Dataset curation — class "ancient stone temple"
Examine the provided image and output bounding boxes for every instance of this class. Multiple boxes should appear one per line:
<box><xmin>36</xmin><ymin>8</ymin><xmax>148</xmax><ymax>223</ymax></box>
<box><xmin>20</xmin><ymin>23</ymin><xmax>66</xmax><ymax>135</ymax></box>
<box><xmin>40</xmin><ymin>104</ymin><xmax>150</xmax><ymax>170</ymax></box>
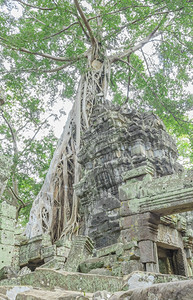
<box><xmin>75</xmin><ymin>103</ymin><xmax>193</xmax><ymax>276</ymax></box>
<box><xmin>76</xmin><ymin>104</ymin><xmax>183</xmax><ymax>248</ymax></box>
<box><xmin>0</xmin><ymin>104</ymin><xmax>193</xmax><ymax>299</ymax></box>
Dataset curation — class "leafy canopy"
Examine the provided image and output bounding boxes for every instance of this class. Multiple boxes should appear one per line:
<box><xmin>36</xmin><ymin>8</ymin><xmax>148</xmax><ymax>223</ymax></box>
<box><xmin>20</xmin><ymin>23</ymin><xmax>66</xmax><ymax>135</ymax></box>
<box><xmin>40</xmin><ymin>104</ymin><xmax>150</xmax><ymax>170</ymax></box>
<box><xmin>0</xmin><ymin>0</ymin><xmax>193</xmax><ymax>164</ymax></box>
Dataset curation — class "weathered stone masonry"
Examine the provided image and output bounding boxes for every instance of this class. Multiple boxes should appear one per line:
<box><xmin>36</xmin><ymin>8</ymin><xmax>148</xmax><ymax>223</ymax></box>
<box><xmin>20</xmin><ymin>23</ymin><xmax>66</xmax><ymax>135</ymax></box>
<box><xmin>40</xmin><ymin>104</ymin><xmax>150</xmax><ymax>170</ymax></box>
<box><xmin>0</xmin><ymin>153</ymin><xmax>16</xmax><ymax>270</ymax></box>
<box><xmin>76</xmin><ymin>104</ymin><xmax>183</xmax><ymax>247</ymax></box>
<box><xmin>0</xmin><ymin>104</ymin><xmax>193</xmax><ymax>283</ymax></box>
<box><xmin>75</xmin><ymin>104</ymin><xmax>193</xmax><ymax>276</ymax></box>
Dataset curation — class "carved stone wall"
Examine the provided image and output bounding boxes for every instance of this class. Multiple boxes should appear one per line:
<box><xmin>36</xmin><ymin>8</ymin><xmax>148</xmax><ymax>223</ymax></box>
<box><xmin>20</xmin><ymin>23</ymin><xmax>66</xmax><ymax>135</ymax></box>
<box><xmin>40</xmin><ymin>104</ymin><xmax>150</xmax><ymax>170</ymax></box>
<box><xmin>76</xmin><ymin>104</ymin><xmax>182</xmax><ymax>248</ymax></box>
<box><xmin>0</xmin><ymin>202</ymin><xmax>16</xmax><ymax>269</ymax></box>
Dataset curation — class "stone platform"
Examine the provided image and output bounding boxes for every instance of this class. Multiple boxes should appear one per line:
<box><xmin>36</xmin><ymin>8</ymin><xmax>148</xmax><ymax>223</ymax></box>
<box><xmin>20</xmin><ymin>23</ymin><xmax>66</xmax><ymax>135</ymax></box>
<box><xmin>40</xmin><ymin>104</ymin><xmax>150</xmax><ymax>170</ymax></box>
<box><xmin>0</xmin><ymin>270</ymin><xmax>193</xmax><ymax>299</ymax></box>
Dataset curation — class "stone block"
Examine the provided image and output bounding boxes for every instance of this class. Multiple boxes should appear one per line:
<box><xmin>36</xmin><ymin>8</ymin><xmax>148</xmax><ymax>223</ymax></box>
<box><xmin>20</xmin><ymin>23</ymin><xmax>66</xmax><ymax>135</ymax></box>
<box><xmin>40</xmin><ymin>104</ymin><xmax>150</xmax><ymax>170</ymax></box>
<box><xmin>157</xmin><ymin>224</ymin><xmax>183</xmax><ymax>248</ymax></box>
<box><xmin>64</xmin><ymin>236</ymin><xmax>94</xmax><ymax>272</ymax></box>
<box><xmin>96</xmin><ymin>243</ymin><xmax>124</xmax><ymax>258</ymax></box>
<box><xmin>119</xmin><ymin>182</ymin><xmax>141</xmax><ymax>202</ymax></box>
<box><xmin>11</xmin><ymin>245</ymin><xmax>20</xmax><ymax>271</ymax></box>
<box><xmin>18</xmin><ymin>266</ymin><xmax>31</xmax><ymax>276</ymax></box>
<box><xmin>0</xmin><ymin>202</ymin><xmax>16</xmax><ymax>219</ymax></box>
<box><xmin>28</xmin><ymin>248</ymin><xmax>41</xmax><ymax>261</ymax></box>
<box><xmin>19</xmin><ymin>239</ymin><xmax>43</xmax><ymax>264</ymax></box>
<box><xmin>120</xmin><ymin>225</ymin><xmax>157</xmax><ymax>242</ymax></box>
<box><xmin>56</xmin><ymin>238</ymin><xmax>72</xmax><ymax>248</ymax></box>
<box><xmin>120</xmin><ymin>201</ymin><xmax>132</xmax><ymax>217</ymax></box>
<box><xmin>139</xmin><ymin>240</ymin><xmax>156</xmax><ymax>263</ymax></box>
<box><xmin>16</xmin><ymin>288</ymin><xmax>91</xmax><ymax>300</ymax></box>
<box><xmin>0</xmin><ymin>266</ymin><xmax>17</xmax><ymax>280</ymax></box>
<box><xmin>121</xmin><ymin>260</ymin><xmax>143</xmax><ymax>275</ymax></box>
<box><xmin>94</xmin><ymin>231</ymin><xmax>120</xmax><ymax>249</ymax></box>
<box><xmin>0</xmin><ymin>230</ymin><xmax>14</xmax><ymax>245</ymax></box>
<box><xmin>0</xmin><ymin>244</ymin><xmax>14</xmax><ymax>268</ymax></box>
<box><xmin>122</xmin><ymin>163</ymin><xmax>154</xmax><ymax>181</ymax></box>
<box><xmin>79</xmin><ymin>257</ymin><xmax>104</xmax><ymax>273</ymax></box>
<box><xmin>175</xmin><ymin>248</ymin><xmax>188</xmax><ymax>276</ymax></box>
<box><xmin>120</xmin><ymin>212</ymin><xmax>159</xmax><ymax>242</ymax></box>
<box><xmin>0</xmin><ymin>216</ymin><xmax>15</xmax><ymax>230</ymax></box>
<box><xmin>20</xmin><ymin>267</ymin><xmax>124</xmax><ymax>293</ymax></box>
<box><xmin>138</xmin><ymin>212</ymin><xmax>160</xmax><ymax>227</ymax></box>
<box><xmin>41</xmin><ymin>257</ymin><xmax>66</xmax><ymax>269</ymax></box>
<box><xmin>131</xmin><ymin>142</ymin><xmax>146</xmax><ymax>157</ymax></box>
<box><xmin>41</xmin><ymin>234</ymin><xmax>52</xmax><ymax>247</ymax></box>
<box><xmin>56</xmin><ymin>246</ymin><xmax>70</xmax><ymax>258</ymax></box>
<box><xmin>89</xmin><ymin>268</ymin><xmax>112</xmax><ymax>276</ymax></box>
<box><xmin>41</xmin><ymin>245</ymin><xmax>56</xmax><ymax>259</ymax></box>
<box><xmin>123</xmin><ymin>248</ymin><xmax>140</xmax><ymax>260</ymax></box>
<box><xmin>19</xmin><ymin>245</ymin><xmax>29</xmax><ymax>266</ymax></box>
<box><xmin>43</xmin><ymin>255</ymin><xmax>66</xmax><ymax>263</ymax></box>
<box><xmin>123</xmin><ymin>241</ymin><xmax>138</xmax><ymax>250</ymax></box>
<box><xmin>119</xmin><ymin>229</ymin><xmax>138</xmax><ymax>243</ymax></box>
<box><xmin>120</xmin><ymin>215</ymin><xmax>139</xmax><ymax>230</ymax></box>
<box><xmin>146</xmin><ymin>262</ymin><xmax>158</xmax><ymax>272</ymax></box>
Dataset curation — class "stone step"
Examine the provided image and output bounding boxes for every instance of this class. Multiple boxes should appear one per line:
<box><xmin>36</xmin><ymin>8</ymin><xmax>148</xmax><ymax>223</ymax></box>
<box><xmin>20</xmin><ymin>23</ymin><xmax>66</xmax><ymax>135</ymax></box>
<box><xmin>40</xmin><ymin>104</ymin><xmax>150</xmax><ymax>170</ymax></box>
<box><xmin>0</xmin><ymin>286</ymin><xmax>92</xmax><ymax>300</ymax></box>
<box><xmin>20</xmin><ymin>268</ymin><xmax>124</xmax><ymax>293</ymax></box>
<box><xmin>1</xmin><ymin>278</ymin><xmax>193</xmax><ymax>300</ymax></box>
<box><xmin>16</xmin><ymin>288</ymin><xmax>93</xmax><ymax>300</ymax></box>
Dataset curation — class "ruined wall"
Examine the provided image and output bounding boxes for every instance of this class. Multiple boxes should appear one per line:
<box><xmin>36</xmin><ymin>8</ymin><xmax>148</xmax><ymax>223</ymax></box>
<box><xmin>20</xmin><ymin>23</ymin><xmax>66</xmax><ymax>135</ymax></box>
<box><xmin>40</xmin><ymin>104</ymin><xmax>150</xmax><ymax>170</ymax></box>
<box><xmin>1</xmin><ymin>104</ymin><xmax>192</xmax><ymax>279</ymax></box>
<box><xmin>0</xmin><ymin>202</ymin><xmax>16</xmax><ymax>269</ymax></box>
<box><xmin>0</xmin><ymin>153</ymin><xmax>16</xmax><ymax>269</ymax></box>
<box><xmin>76</xmin><ymin>104</ymin><xmax>183</xmax><ymax>248</ymax></box>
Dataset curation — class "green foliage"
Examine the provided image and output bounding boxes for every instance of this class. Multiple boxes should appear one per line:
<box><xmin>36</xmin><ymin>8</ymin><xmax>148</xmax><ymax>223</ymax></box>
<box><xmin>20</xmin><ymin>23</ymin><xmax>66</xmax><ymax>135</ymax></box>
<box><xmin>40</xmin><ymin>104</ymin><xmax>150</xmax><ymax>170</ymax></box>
<box><xmin>0</xmin><ymin>0</ymin><xmax>192</xmax><ymax>222</ymax></box>
<box><xmin>177</xmin><ymin>135</ymin><xmax>193</xmax><ymax>169</ymax></box>
<box><xmin>0</xmin><ymin>86</ymin><xmax>57</xmax><ymax>224</ymax></box>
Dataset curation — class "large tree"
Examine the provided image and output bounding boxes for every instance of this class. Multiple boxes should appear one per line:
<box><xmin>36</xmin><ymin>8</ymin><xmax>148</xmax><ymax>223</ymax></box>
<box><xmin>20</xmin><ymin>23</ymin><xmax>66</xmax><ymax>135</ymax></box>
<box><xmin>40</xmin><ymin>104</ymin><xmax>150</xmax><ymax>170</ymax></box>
<box><xmin>0</xmin><ymin>0</ymin><xmax>192</xmax><ymax>241</ymax></box>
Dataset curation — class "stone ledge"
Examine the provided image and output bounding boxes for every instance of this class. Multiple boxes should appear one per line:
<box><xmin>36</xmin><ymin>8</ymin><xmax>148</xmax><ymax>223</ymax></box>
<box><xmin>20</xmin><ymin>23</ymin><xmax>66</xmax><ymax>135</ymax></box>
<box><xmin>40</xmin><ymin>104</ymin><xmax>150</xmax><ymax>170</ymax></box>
<box><xmin>20</xmin><ymin>268</ymin><xmax>124</xmax><ymax>293</ymax></box>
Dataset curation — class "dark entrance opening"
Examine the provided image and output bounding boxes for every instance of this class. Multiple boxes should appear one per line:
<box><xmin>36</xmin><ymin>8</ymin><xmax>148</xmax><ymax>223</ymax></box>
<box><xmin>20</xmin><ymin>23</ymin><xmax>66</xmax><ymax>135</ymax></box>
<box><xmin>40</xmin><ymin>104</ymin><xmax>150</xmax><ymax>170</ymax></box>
<box><xmin>157</xmin><ymin>245</ymin><xmax>186</xmax><ymax>276</ymax></box>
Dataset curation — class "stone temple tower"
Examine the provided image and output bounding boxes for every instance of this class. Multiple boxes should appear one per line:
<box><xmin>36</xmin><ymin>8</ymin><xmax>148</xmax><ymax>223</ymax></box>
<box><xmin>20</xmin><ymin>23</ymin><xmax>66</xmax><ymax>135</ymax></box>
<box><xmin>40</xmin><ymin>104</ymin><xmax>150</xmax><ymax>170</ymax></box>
<box><xmin>76</xmin><ymin>103</ymin><xmax>183</xmax><ymax>248</ymax></box>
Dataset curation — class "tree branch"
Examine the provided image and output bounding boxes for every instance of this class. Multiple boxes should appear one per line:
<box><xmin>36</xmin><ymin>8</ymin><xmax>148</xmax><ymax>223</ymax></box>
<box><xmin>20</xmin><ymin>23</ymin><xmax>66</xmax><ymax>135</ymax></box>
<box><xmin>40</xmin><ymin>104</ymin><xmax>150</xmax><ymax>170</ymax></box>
<box><xmin>74</xmin><ymin>0</ymin><xmax>96</xmax><ymax>46</ymax></box>
<box><xmin>14</xmin><ymin>0</ymin><xmax>56</xmax><ymax>11</ymax></box>
<box><xmin>77</xmin><ymin>16</ymin><xmax>90</xmax><ymax>41</ymax></box>
<box><xmin>110</xmin><ymin>15</ymin><xmax>167</xmax><ymax>62</ymax></box>
<box><xmin>105</xmin><ymin>5</ymin><xmax>168</xmax><ymax>40</ymax></box>
<box><xmin>118</xmin><ymin>59</ymin><xmax>193</xmax><ymax>125</ymax></box>
<box><xmin>105</xmin><ymin>4</ymin><xmax>185</xmax><ymax>42</ymax></box>
<box><xmin>43</xmin><ymin>22</ymin><xmax>79</xmax><ymax>40</ymax></box>
<box><xmin>20</xmin><ymin>114</ymin><xmax>55</xmax><ymax>155</ymax></box>
<box><xmin>8</xmin><ymin>186</ymin><xmax>26</xmax><ymax>207</ymax></box>
<box><xmin>0</xmin><ymin>37</ymin><xmax>72</xmax><ymax>62</ymax></box>
<box><xmin>0</xmin><ymin>36</ymin><xmax>87</xmax><ymax>63</ymax></box>
<box><xmin>16</xmin><ymin>47</ymin><xmax>77</xmax><ymax>62</ymax></box>
<box><xmin>27</xmin><ymin>11</ymin><xmax>51</xmax><ymax>27</ymax></box>
<box><xmin>0</xmin><ymin>61</ymin><xmax>77</xmax><ymax>74</ymax></box>
<box><xmin>0</xmin><ymin>109</ymin><xmax>18</xmax><ymax>153</ymax></box>
<box><xmin>87</xmin><ymin>4</ymin><xmax>156</xmax><ymax>23</ymax></box>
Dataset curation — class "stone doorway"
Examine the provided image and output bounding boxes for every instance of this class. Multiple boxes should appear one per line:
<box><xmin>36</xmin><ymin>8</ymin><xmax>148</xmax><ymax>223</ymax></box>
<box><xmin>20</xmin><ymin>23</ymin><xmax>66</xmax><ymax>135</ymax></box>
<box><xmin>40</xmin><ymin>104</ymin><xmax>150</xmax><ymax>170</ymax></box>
<box><xmin>157</xmin><ymin>245</ymin><xmax>186</xmax><ymax>276</ymax></box>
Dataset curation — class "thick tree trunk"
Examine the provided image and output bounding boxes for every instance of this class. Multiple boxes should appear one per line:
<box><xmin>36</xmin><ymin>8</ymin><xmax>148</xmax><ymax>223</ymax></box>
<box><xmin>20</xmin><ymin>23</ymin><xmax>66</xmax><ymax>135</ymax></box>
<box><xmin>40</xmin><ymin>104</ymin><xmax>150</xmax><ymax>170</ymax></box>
<box><xmin>26</xmin><ymin>54</ymin><xmax>111</xmax><ymax>242</ymax></box>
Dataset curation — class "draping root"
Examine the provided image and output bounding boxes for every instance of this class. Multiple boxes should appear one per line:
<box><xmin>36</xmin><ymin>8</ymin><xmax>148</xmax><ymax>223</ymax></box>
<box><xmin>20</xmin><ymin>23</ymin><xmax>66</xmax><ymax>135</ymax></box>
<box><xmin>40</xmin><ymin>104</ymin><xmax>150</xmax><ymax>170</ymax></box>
<box><xmin>27</xmin><ymin>56</ymin><xmax>110</xmax><ymax>242</ymax></box>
